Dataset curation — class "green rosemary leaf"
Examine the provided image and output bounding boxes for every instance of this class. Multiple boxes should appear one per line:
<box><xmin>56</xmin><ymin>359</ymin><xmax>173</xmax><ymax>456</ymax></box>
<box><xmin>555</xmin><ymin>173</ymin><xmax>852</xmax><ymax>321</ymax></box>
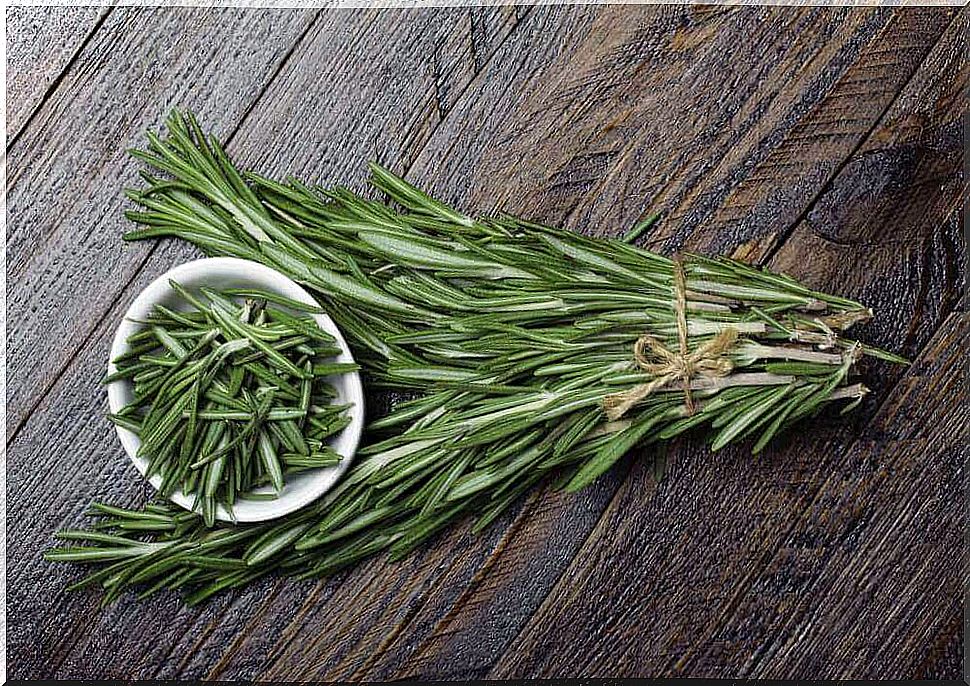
<box><xmin>711</xmin><ymin>384</ymin><xmax>792</xmax><ymax>451</ymax></box>
<box><xmin>257</xmin><ymin>430</ymin><xmax>284</xmax><ymax>493</ymax></box>
<box><xmin>107</xmin><ymin>413</ymin><xmax>143</xmax><ymax>435</ymax></box>
<box><xmin>44</xmin><ymin>546</ymin><xmax>158</xmax><ymax>563</ymax></box>
<box><xmin>244</xmin><ymin>522</ymin><xmax>313</xmax><ymax>567</ymax></box>
<box><xmin>310</xmin><ymin>362</ymin><xmax>362</xmax><ymax>377</ymax></box>
<box><xmin>620</xmin><ymin>213</ymin><xmax>661</xmax><ymax>244</ymax></box>
<box><xmin>261</xmin><ymin>242</ymin><xmax>429</xmax><ymax>319</ymax></box>
<box><xmin>752</xmin><ymin>385</ymin><xmax>815</xmax><ymax>454</ymax></box>
<box><xmin>368</xmin><ymin>161</ymin><xmax>473</xmax><ymax>227</ymax></box>
<box><xmin>564</xmin><ymin>407</ymin><xmax>669</xmax><ymax>492</ymax></box>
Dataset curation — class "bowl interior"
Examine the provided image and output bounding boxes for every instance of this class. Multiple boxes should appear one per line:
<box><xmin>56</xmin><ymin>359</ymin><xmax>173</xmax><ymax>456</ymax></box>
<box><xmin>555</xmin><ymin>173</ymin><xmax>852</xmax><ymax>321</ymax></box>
<box><xmin>107</xmin><ymin>257</ymin><xmax>364</xmax><ymax>523</ymax></box>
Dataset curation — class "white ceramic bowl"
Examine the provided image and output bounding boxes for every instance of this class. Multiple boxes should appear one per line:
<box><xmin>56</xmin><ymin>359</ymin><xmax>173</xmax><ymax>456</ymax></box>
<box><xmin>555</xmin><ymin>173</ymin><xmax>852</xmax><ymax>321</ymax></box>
<box><xmin>107</xmin><ymin>257</ymin><xmax>365</xmax><ymax>523</ymax></box>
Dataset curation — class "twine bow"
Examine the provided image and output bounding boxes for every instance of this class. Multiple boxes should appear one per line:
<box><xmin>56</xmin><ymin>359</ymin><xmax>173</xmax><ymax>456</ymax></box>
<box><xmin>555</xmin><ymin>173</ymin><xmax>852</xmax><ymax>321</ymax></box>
<box><xmin>603</xmin><ymin>255</ymin><xmax>739</xmax><ymax>421</ymax></box>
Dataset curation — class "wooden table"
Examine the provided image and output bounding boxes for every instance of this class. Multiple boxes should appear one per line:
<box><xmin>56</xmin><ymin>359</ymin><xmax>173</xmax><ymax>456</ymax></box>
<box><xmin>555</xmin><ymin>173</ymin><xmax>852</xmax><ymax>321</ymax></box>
<box><xmin>7</xmin><ymin>5</ymin><xmax>966</xmax><ymax>681</ymax></box>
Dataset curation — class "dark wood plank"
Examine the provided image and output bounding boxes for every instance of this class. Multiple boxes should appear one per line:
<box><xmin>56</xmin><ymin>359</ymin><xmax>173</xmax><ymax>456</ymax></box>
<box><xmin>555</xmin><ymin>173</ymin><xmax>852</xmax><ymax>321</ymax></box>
<box><xmin>769</xmin><ymin>9</ymin><xmax>966</xmax><ymax>362</ymax></box>
<box><xmin>224</xmin><ymin>7</ymin><xmax>522</xmax><ymax>184</ymax></box>
<box><xmin>4</xmin><ymin>8</ymin><xmax>320</xmax><ymax>680</ymax></box>
<box><xmin>351</xmin><ymin>6</ymin><xmax>958</xmax><ymax>680</ymax></box>
<box><xmin>731</xmin><ymin>316</ymin><xmax>966</xmax><ymax>680</ymax></box>
<box><xmin>726</xmin><ymin>14</ymin><xmax>967</xmax><ymax>678</ymax></box>
<box><xmin>5</xmin><ymin>7</ymin><xmax>525</xmax><ymax>681</ymax></box>
<box><xmin>487</xmin><ymin>14</ymin><xmax>965</xmax><ymax>678</ymax></box>
<box><xmin>410</xmin><ymin>6</ymin><xmax>954</xmax><ymax>255</ymax></box>
<box><xmin>5</xmin><ymin>5</ymin><xmax>111</xmax><ymax>142</ymax></box>
<box><xmin>7</xmin><ymin>5</ymin><xmax>961</xmax><ymax>682</ymax></box>
<box><xmin>912</xmin><ymin>612</ymin><xmax>964</xmax><ymax>680</ymax></box>
<box><xmin>57</xmin><ymin>7</ymin><xmax>595</xmax><ymax>682</ymax></box>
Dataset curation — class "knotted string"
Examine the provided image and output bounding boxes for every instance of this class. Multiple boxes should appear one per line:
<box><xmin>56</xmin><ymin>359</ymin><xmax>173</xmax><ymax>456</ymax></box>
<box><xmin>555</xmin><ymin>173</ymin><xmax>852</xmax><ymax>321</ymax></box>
<box><xmin>603</xmin><ymin>255</ymin><xmax>739</xmax><ymax>421</ymax></box>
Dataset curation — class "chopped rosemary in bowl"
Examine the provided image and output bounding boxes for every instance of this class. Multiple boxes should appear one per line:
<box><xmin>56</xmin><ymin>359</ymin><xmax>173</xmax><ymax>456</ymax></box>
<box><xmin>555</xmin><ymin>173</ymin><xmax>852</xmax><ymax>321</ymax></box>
<box><xmin>105</xmin><ymin>257</ymin><xmax>364</xmax><ymax>525</ymax></box>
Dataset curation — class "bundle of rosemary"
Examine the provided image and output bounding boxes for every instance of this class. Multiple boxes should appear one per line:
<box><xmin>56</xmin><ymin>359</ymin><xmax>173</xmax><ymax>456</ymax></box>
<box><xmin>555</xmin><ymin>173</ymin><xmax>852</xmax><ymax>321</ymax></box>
<box><xmin>46</xmin><ymin>110</ymin><xmax>902</xmax><ymax>604</ymax></box>
<box><xmin>106</xmin><ymin>282</ymin><xmax>356</xmax><ymax>525</ymax></box>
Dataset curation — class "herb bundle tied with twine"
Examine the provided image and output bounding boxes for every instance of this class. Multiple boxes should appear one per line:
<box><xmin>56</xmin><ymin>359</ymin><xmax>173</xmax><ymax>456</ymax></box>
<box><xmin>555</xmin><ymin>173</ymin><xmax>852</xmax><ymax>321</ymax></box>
<box><xmin>46</xmin><ymin>110</ymin><xmax>904</xmax><ymax>604</ymax></box>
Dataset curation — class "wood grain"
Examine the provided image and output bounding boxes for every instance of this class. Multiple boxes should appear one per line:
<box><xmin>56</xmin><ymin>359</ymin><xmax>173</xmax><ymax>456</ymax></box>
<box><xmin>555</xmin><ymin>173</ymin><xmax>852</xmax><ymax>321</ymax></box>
<box><xmin>730</xmin><ymin>315</ymin><xmax>967</xmax><ymax>680</ymax></box>
<box><xmin>5</xmin><ymin>7</ymin><xmax>318</xmax><ymax>438</ymax></box>
<box><xmin>5</xmin><ymin>4</ymin><xmax>963</xmax><ymax>682</ymax></box>
<box><xmin>770</xmin><ymin>8</ymin><xmax>966</xmax><ymax>362</ymax></box>
<box><xmin>493</xmin><ymin>312</ymin><xmax>967</xmax><ymax>678</ymax></box>
<box><xmin>410</xmin><ymin>6</ymin><xmax>953</xmax><ymax>250</ymax></box>
<box><xmin>5</xmin><ymin>5</ymin><xmax>111</xmax><ymax>143</ymax></box>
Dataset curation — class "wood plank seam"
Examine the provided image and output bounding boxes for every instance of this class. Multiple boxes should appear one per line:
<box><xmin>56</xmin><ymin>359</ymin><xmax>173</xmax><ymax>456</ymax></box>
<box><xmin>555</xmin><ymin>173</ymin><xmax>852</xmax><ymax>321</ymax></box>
<box><xmin>675</xmin><ymin>232</ymin><xmax>962</xmax><ymax>672</ymax></box>
<box><xmin>542</xmin><ymin>7</ymin><xmax>889</xmax><ymax>247</ymax></box>
<box><xmin>385</xmin><ymin>464</ymin><xmax>639</xmax><ymax>680</ymax></box>
<box><xmin>163</xmin><ymin>580</ymin><xmax>285</xmax><ymax>680</ymax></box>
<box><xmin>580</xmin><ymin>8</ymin><xmax>951</xmax><ymax>261</ymax></box>
<box><xmin>546</xmin><ymin>9</ymin><xmax>739</xmax><ymax>231</ymax></box>
<box><xmin>5</xmin><ymin>4</ymin><xmax>115</xmax><ymax>154</ymax></box>
<box><xmin>205</xmin><ymin>576</ymin><xmax>331</xmax><ymax>679</ymax></box>
<box><xmin>136</xmin><ymin>12</ymin><xmax>348</xmax><ymax>680</ymax></box>
<box><xmin>7</xmin><ymin>232</ymin><xmax>155</xmax><ymax>445</ymax></box>
<box><xmin>350</xmin><ymin>550</ymin><xmax>472</xmax><ymax>680</ymax></box>
<box><xmin>757</xmin><ymin>11</ymin><xmax>959</xmax><ymax>267</ymax></box>
<box><xmin>402</xmin><ymin>7</ymin><xmax>531</xmax><ymax>185</ymax></box>
<box><xmin>514</xmin><ymin>278</ymin><xmax>961</xmax><ymax>678</ymax></box>
<box><xmin>663</xmin><ymin>374</ymin><xmax>934</xmax><ymax>676</ymax></box>
<box><xmin>490</xmin><ymin>312</ymin><xmax>964</xmax><ymax>678</ymax></box>
<box><xmin>11</xmin><ymin>7</ymin><xmax>958</xmax><ymax>679</ymax></box>
<box><xmin>10</xmin><ymin>5</ymin><xmax>532</xmax><ymax>461</ymax></box>
<box><xmin>741</xmin><ymin>314</ymin><xmax>967</xmax><ymax>678</ymax></box>
<box><xmin>482</xmin><ymin>458</ymin><xmax>664</xmax><ymax>677</ymax></box>
<box><xmin>36</xmin><ymin>9</ymin><xmax>536</xmax><ymax>676</ymax></box>
<box><xmin>5</xmin><ymin>6</ymin><xmax>520</xmax><ymax>684</ymax></box>
<box><xmin>371</xmin><ymin>488</ymin><xmax>550</xmax><ymax>680</ymax></box>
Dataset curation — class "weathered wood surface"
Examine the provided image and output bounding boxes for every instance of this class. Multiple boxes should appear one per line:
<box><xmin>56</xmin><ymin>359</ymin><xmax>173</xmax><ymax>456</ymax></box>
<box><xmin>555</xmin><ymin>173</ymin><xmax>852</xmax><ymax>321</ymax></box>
<box><xmin>5</xmin><ymin>4</ymin><xmax>111</xmax><ymax>143</ymax></box>
<box><xmin>6</xmin><ymin>6</ymin><xmax>965</xmax><ymax>681</ymax></box>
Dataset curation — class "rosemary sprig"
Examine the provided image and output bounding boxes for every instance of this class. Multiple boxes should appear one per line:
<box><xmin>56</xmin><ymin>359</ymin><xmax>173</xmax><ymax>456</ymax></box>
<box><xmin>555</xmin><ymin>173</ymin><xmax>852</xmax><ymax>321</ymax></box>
<box><xmin>106</xmin><ymin>282</ymin><xmax>356</xmax><ymax>525</ymax></box>
<box><xmin>46</xmin><ymin>109</ymin><xmax>901</xmax><ymax>603</ymax></box>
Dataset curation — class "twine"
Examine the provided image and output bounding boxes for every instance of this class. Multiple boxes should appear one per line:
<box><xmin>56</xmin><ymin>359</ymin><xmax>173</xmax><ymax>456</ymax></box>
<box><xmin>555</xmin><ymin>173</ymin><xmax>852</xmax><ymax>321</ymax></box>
<box><xmin>603</xmin><ymin>255</ymin><xmax>739</xmax><ymax>421</ymax></box>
